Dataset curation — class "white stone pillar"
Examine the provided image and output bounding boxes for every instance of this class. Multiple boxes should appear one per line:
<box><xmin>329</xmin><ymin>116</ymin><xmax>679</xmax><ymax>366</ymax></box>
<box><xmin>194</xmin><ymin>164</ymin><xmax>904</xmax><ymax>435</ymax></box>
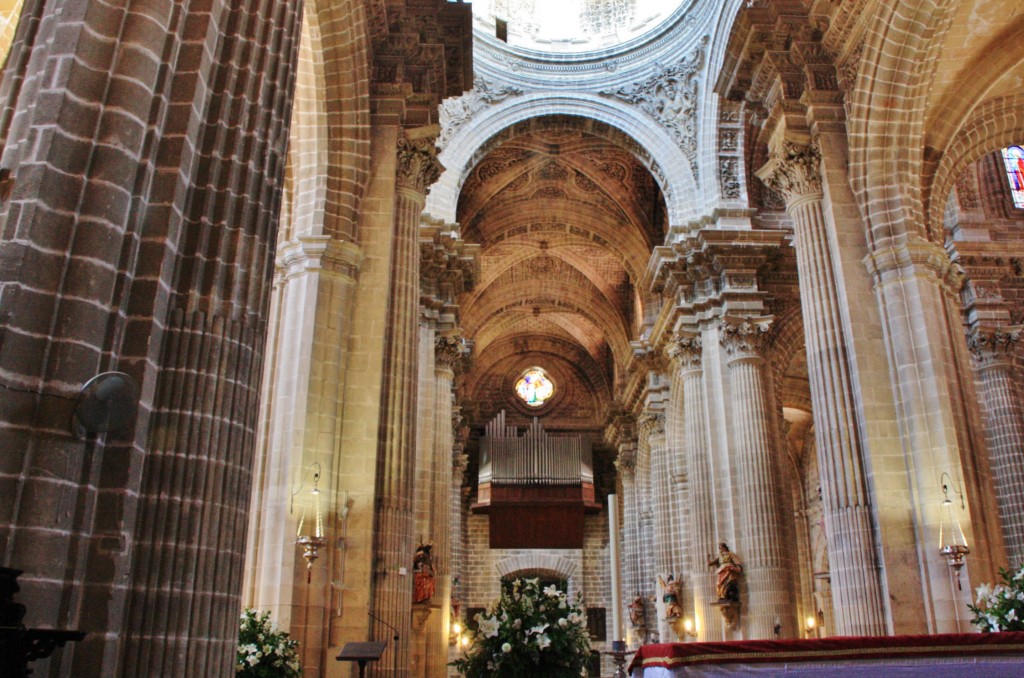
<box><xmin>969</xmin><ymin>326</ymin><xmax>1024</xmax><ymax>566</ymax></box>
<box><xmin>757</xmin><ymin>140</ymin><xmax>887</xmax><ymax>635</ymax></box>
<box><xmin>667</xmin><ymin>332</ymin><xmax>722</xmax><ymax>641</ymax></box>
<box><xmin>720</xmin><ymin>317</ymin><xmax>796</xmax><ymax>638</ymax></box>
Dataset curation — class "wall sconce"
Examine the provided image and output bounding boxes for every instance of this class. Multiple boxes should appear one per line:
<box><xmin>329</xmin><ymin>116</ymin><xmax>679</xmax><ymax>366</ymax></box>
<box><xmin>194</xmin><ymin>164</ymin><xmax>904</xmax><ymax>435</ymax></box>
<box><xmin>938</xmin><ymin>472</ymin><xmax>969</xmax><ymax>589</ymax></box>
<box><xmin>450</xmin><ymin>621</ymin><xmax>469</xmax><ymax>647</ymax></box>
<box><xmin>682</xmin><ymin>618</ymin><xmax>698</xmax><ymax>639</ymax></box>
<box><xmin>296</xmin><ymin>463</ymin><xmax>327</xmax><ymax>581</ymax></box>
<box><xmin>804</xmin><ymin>616</ymin><xmax>817</xmax><ymax>638</ymax></box>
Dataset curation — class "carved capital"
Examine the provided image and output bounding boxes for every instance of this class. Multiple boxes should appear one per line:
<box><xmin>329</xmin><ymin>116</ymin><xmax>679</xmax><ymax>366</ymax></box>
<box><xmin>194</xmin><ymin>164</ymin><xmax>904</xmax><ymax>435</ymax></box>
<box><xmin>638</xmin><ymin>411</ymin><xmax>666</xmax><ymax>439</ymax></box>
<box><xmin>755</xmin><ymin>140</ymin><xmax>822</xmax><ymax>206</ymax></box>
<box><xmin>968</xmin><ymin>325</ymin><xmax>1022</xmax><ymax>368</ymax></box>
<box><xmin>435</xmin><ymin>335</ymin><xmax>467</xmax><ymax>372</ymax></box>
<box><xmin>397</xmin><ymin>132</ymin><xmax>443</xmax><ymax>193</ymax></box>
<box><xmin>719</xmin><ymin>316</ymin><xmax>774</xmax><ymax>359</ymax></box>
<box><xmin>666</xmin><ymin>332</ymin><xmax>702</xmax><ymax>371</ymax></box>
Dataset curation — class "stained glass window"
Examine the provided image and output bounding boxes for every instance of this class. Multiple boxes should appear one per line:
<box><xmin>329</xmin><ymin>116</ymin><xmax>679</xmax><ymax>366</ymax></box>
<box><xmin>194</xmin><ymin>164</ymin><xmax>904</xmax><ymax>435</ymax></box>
<box><xmin>1001</xmin><ymin>146</ymin><xmax>1024</xmax><ymax>208</ymax></box>
<box><xmin>515</xmin><ymin>367</ymin><xmax>554</xmax><ymax>407</ymax></box>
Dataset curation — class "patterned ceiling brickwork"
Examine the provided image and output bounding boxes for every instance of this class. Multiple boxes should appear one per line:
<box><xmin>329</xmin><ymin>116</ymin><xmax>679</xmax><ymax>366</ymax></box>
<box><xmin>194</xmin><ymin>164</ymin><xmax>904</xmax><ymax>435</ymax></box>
<box><xmin>457</xmin><ymin>118</ymin><xmax>663</xmax><ymax>432</ymax></box>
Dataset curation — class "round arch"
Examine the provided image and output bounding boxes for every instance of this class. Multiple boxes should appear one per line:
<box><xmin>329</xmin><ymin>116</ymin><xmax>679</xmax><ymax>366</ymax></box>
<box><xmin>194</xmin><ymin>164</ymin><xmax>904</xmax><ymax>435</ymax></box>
<box><xmin>425</xmin><ymin>93</ymin><xmax>698</xmax><ymax>227</ymax></box>
<box><xmin>928</xmin><ymin>93</ymin><xmax>1024</xmax><ymax>231</ymax></box>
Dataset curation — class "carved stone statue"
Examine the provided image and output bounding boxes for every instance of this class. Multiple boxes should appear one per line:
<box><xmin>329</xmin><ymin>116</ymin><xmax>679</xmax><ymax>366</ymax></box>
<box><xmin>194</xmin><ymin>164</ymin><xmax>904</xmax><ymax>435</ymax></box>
<box><xmin>658</xmin><ymin>574</ymin><xmax>683</xmax><ymax>619</ymax></box>
<box><xmin>707</xmin><ymin>542</ymin><xmax>742</xmax><ymax>602</ymax></box>
<box><xmin>413</xmin><ymin>543</ymin><xmax>435</xmax><ymax>604</ymax></box>
<box><xmin>628</xmin><ymin>593</ymin><xmax>646</xmax><ymax>627</ymax></box>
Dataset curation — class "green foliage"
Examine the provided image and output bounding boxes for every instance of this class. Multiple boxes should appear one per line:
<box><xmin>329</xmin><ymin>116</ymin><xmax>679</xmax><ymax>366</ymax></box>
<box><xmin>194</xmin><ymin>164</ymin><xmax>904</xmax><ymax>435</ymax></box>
<box><xmin>968</xmin><ymin>565</ymin><xmax>1024</xmax><ymax>632</ymax></box>
<box><xmin>451</xmin><ymin>577</ymin><xmax>591</xmax><ymax>678</ymax></box>
<box><xmin>237</xmin><ymin>609</ymin><xmax>302</xmax><ymax>678</ymax></box>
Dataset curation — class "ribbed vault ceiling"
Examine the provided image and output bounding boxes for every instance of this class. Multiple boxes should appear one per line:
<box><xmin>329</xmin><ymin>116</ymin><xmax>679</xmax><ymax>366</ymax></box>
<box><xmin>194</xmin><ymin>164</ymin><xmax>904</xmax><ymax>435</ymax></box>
<box><xmin>457</xmin><ymin>117</ymin><xmax>665</xmax><ymax>428</ymax></box>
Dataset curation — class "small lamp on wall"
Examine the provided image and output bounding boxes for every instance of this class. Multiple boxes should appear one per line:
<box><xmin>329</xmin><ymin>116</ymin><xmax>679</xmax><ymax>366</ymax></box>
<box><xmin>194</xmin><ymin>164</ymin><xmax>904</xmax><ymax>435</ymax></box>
<box><xmin>804</xmin><ymin>616</ymin><xmax>817</xmax><ymax>639</ymax></box>
<box><xmin>682</xmin><ymin>618</ymin><xmax>698</xmax><ymax>639</ymax></box>
<box><xmin>938</xmin><ymin>472</ymin><xmax>969</xmax><ymax>589</ymax></box>
<box><xmin>296</xmin><ymin>463</ymin><xmax>327</xmax><ymax>581</ymax></box>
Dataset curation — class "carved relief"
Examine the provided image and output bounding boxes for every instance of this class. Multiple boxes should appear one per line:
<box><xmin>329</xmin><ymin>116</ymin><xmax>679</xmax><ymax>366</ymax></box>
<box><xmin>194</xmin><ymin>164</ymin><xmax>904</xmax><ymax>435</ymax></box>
<box><xmin>720</xmin><ymin>157</ymin><xmax>741</xmax><ymax>199</ymax></box>
<box><xmin>600</xmin><ymin>38</ymin><xmax>707</xmax><ymax>182</ymax></box>
<box><xmin>437</xmin><ymin>77</ymin><xmax>524</xmax><ymax>150</ymax></box>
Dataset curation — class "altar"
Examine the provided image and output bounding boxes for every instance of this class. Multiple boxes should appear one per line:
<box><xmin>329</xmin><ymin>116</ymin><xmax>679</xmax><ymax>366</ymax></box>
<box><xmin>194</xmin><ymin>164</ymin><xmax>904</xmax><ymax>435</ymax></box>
<box><xmin>628</xmin><ymin>632</ymin><xmax>1024</xmax><ymax>676</ymax></box>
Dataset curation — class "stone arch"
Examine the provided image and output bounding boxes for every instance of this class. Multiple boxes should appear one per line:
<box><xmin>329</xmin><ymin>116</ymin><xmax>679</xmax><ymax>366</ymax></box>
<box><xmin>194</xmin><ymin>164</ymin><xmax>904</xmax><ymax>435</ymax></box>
<box><xmin>928</xmin><ymin>94</ymin><xmax>1024</xmax><ymax>232</ymax></box>
<box><xmin>846</xmin><ymin>0</ymin><xmax>959</xmax><ymax>247</ymax></box>
<box><xmin>496</xmin><ymin>553</ymin><xmax>581</xmax><ymax>596</ymax></box>
<box><xmin>307</xmin><ymin>0</ymin><xmax>371</xmax><ymax>242</ymax></box>
<box><xmin>426</xmin><ymin>93</ymin><xmax>698</xmax><ymax>227</ymax></box>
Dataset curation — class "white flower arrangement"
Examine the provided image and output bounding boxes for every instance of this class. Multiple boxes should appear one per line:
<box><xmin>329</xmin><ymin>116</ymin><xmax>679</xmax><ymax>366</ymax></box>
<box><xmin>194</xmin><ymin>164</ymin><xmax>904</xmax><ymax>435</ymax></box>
<box><xmin>451</xmin><ymin>578</ymin><xmax>592</xmax><ymax>677</ymax></box>
<box><xmin>968</xmin><ymin>565</ymin><xmax>1024</xmax><ymax>632</ymax></box>
<box><xmin>236</xmin><ymin>609</ymin><xmax>302</xmax><ymax>677</ymax></box>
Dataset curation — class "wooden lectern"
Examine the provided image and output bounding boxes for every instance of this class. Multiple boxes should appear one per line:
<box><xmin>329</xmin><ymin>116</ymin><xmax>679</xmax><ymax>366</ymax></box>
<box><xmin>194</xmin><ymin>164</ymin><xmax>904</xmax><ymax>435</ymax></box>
<box><xmin>337</xmin><ymin>641</ymin><xmax>387</xmax><ymax>678</ymax></box>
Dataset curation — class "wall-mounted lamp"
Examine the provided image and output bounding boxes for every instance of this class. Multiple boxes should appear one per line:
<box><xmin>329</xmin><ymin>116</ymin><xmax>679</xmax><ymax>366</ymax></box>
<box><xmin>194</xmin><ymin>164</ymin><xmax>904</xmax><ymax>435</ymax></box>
<box><xmin>296</xmin><ymin>463</ymin><xmax>327</xmax><ymax>581</ymax></box>
<box><xmin>450</xmin><ymin>622</ymin><xmax>468</xmax><ymax>647</ymax></box>
<box><xmin>938</xmin><ymin>472</ymin><xmax>969</xmax><ymax>589</ymax></box>
<box><xmin>804</xmin><ymin>616</ymin><xmax>817</xmax><ymax>638</ymax></box>
<box><xmin>682</xmin><ymin>618</ymin><xmax>698</xmax><ymax>639</ymax></box>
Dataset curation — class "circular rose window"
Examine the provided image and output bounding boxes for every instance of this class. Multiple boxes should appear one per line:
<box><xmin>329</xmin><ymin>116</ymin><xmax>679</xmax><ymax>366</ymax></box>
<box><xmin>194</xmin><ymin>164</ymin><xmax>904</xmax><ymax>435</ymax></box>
<box><xmin>515</xmin><ymin>367</ymin><xmax>555</xmax><ymax>407</ymax></box>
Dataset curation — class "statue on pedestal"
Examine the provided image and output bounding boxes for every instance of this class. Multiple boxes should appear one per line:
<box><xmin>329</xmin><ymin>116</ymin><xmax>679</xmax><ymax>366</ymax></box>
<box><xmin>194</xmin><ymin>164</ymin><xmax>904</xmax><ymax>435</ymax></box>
<box><xmin>413</xmin><ymin>543</ymin><xmax>435</xmax><ymax>604</ymax></box>
<box><xmin>658</xmin><ymin>574</ymin><xmax>684</xmax><ymax>619</ymax></box>
<box><xmin>707</xmin><ymin>542</ymin><xmax>742</xmax><ymax>602</ymax></box>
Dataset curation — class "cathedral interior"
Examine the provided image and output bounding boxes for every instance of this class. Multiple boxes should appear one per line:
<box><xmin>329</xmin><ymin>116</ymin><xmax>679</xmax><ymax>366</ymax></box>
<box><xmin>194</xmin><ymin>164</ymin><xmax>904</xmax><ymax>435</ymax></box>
<box><xmin>1</xmin><ymin>0</ymin><xmax>1024</xmax><ymax>676</ymax></box>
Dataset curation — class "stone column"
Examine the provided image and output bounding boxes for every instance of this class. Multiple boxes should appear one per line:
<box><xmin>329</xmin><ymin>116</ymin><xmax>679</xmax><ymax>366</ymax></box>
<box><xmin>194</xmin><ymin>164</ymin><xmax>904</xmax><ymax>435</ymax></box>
<box><xmin>968</xmin><ymin>326</ymin><xmax>1024</xmax><ymax>566</ymax></box>
<box><xmin>757</xmin><ymin>140</ymin><xmax>887</xmax><ymax>635</ymax></box>
<box><xmin>0</xmin><ymin>2</ymin><xmax>302</xmax><ymax>675</ymax></box>
<box><xmin>667</xmin><ymin>332</ymin><xmax>722</xmax><ymax>641</ymax></box>
<box><xmin>369</xmin><ymin>128</ymin><xmax>442</xmax><ymax>677</ymax></box>
<box><xmin>641</xmin><ymin>411</ymin><xmax>672</xmax><ymax>641</ymax></box>
<box><xmin>720</xmin><ymin>317</ymin><xmax>796</xmax><ymax>638</ymax></box>
<box><xmin>421</xmin><ymin>336</ymin><xmax>464</xmax><ymax>678</ymax></box>
<box><xmin>615</xmin><ymin>442</ymin><xmax>645</xmax><ymax>644</ymax></box>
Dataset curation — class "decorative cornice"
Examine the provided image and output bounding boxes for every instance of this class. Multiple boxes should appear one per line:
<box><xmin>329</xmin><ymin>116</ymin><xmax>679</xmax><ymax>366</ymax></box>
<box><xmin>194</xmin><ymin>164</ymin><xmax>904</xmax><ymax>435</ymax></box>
<box><xmin>719</xmin><ymin>316</ymin><xmax>774</xmax><ymax>359</ymax></box>
<box><xmin>397</xmin><ymin>131</ymin><xmax>443</xmax><ymax>193</ymax></box>
<box><xmin>599</xmin><ymin>37</ymin><xmax>707</xmax><ymax>182</ymax></box>
<box><xmin>755</xmin><ymin>140</ymin><xmax>823</xmax><ymax>207</ymax></box>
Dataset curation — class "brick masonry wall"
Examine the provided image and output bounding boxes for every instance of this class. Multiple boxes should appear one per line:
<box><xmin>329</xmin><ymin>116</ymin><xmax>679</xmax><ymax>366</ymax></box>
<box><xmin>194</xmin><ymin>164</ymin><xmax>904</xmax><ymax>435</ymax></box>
<box><xmin>0</xmin><ymin>1</ymin><xmax>303</xmax><ymax>675</ymax></box>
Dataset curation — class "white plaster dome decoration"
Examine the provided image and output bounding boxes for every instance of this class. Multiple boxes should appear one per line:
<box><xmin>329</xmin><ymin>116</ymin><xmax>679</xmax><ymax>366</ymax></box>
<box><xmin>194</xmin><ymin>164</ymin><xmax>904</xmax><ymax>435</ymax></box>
<box><xmin>473</xmin><ymin>0</ymin><xmax>687</xmax><ymax>56</ymax></box>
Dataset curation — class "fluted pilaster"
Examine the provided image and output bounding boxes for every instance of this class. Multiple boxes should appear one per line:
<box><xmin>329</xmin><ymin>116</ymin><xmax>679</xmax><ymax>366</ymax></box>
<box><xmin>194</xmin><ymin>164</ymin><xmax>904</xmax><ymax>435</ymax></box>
<box><xmin>969</xmin><ymin>326</ymin><xmax>1024</xmax><ymax>566</ymax></box>
<box><xmin>757</xmin><ymin>140</ymin><xmax>887</xmax><ymax>636</ymax></box>
<box><xmin>720</xmin><ymin>318</ymin><xmax>795</xmax><ymax>637</ymax></box>
<box><xmin>369</xmin><ymin>129</ymin><xmax>442</xmax><ymax>677</ymax></box>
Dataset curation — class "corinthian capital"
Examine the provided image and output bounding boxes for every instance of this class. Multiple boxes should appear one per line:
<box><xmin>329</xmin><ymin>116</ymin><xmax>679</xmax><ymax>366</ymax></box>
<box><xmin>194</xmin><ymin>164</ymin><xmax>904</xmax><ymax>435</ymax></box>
<box><xmin>968</xmin><ymin>325</ymin><xmax>1022</xmax><ymax>368</ymax></box>
<box><xmin>755</xmin><ymin>140</ymin><xmax>822</xmax><ymax>206</ymax></box>
<box><xmin>638</xmin><ymin>411</ymin><xmax>666</xmax><ymax>439</ymax></box>
<box><xmin>719</xmin><ymin>316</ymin><xmax>774</xmax><ymax>359</ymax></box>
<box><xmin>397</xmin><ymin>131</ymin><xmax>443</xmax><ymax>193</ymax></box>
<box><xmin>666</xmin><ymin>331</ymin><xmax>702</xmax><ymax>371</ymax></box>
<box><xmin>435</xmin><ymin>334</ymin><xmax>467</xmax><ymax>372</ymax></box>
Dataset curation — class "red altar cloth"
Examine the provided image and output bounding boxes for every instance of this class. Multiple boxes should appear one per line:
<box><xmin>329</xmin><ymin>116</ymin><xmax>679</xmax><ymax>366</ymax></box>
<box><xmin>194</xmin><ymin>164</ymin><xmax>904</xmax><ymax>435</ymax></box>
<box><xmin>628</xmin><ymin>632</ymin><xmax>1024</xmax><ymax>671</ymax></box>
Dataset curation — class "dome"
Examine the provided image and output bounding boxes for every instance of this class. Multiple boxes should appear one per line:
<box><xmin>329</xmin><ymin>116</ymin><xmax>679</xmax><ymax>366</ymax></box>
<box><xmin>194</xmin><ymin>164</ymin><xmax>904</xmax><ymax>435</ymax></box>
<box><xmin>472</xmin><ymin>0</ymin><xmax>687</xmax><ymax>56</ymax></box>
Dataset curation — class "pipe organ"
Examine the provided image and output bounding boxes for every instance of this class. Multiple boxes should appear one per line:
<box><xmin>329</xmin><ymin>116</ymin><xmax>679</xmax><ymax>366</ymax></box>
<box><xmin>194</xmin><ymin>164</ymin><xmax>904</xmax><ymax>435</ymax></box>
<box><xmin>474</xmin><ymin>411</ymin><xmax>600</xmax><ymax>549</ymax></box>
